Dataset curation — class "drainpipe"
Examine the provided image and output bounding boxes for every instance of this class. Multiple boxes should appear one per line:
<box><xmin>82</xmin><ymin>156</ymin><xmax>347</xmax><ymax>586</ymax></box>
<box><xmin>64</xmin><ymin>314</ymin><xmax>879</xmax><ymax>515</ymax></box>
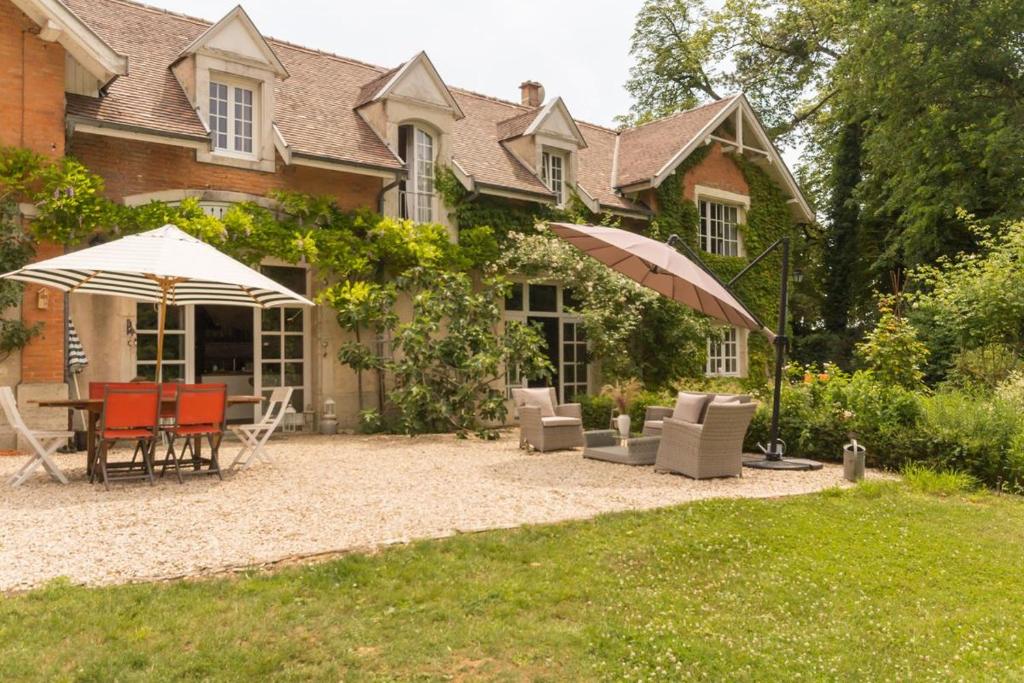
<box><xmin>377</xmin><ymin>176</ymin><xmax>402</xmax><ymax>215</ymax></box>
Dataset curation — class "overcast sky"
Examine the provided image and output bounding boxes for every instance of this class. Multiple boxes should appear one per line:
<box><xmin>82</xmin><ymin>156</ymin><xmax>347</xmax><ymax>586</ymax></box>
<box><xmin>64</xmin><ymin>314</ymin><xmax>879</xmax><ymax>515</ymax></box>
<box><xmin>154</xmin><ymin>0</ymin><xmax>646</xmax><ymax>129</ymax></box>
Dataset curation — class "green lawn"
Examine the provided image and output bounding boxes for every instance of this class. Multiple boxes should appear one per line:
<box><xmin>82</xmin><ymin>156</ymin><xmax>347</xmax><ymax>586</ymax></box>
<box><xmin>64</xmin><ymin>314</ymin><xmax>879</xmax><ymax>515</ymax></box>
<box><xmin>3</xmin><ymin>478</ymin><xmax>1024</xmax><ymax>681</ymax></box>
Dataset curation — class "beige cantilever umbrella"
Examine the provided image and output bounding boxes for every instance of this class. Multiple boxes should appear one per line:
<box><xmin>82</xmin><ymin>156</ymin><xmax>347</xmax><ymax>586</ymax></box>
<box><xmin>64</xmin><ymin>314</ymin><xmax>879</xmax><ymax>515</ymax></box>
<box><xmin>2</xmin><ymin>224</ymin><xmax>314</xmax><ymax>381</ymax></box>
<box><xmin>548</xmin><ymin>222</ymin><xmax>770</xmax><ymax>337</ymax></box>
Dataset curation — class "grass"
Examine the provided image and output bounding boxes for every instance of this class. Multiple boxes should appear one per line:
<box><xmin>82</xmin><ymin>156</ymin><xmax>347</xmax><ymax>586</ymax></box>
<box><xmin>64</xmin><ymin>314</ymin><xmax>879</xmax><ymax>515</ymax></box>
<box><xmin>3</xmin><ymin>480</ymin><xmax>1024</xmax><ymax>681</ymax></box>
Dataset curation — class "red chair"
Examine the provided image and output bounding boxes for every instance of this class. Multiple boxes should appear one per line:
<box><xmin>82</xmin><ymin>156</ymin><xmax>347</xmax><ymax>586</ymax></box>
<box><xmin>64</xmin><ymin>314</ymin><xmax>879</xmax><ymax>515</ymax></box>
<box><xmin>92</xmin><ymin>384</ymin><xmax>161</xmax><ymax>489</ymax></box>
<box><xmin>161</xmin><ymin>383</ymin><xmax>227</xmax><ymax>483</ymax></box>
<box><xmin>90</xmin><ymin>382</ymin><xmax>160</xmax><ymax>469</ymax></box>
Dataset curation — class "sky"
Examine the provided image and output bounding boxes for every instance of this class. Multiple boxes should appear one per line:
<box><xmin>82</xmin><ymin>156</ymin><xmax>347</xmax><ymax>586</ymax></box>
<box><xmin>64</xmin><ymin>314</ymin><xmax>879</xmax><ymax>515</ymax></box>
<box><xmin>151</xmin><ymin>0</ymin><xmax>647</xmax><ymax>129</ymax></box>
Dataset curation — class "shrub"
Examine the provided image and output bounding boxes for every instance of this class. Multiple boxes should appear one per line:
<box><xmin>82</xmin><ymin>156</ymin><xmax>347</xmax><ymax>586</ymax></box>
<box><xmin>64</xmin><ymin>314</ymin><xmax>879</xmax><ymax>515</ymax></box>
<box><xmin>919</xmin><ymin>392</ymin><xmax>1024</xmax><ymax>490</ymax></box>
<box><xmin>948</xmin><ymin>343</ymin><xmax>1022</xmax><ymax>390</ymax></box>
<box><xmin>628</xmin><ymin>389</ymin><xmax>675</xmax><ymax>430</ymax></box>
<box><xmin>855</xmin><ymin>295</ymin><xmax>929</xmax><ymax>390</ymax></box>
<box><xmin>578</xmin><ymin>394</ymin><xmax>614</xmax><ymax>430</ymax></box>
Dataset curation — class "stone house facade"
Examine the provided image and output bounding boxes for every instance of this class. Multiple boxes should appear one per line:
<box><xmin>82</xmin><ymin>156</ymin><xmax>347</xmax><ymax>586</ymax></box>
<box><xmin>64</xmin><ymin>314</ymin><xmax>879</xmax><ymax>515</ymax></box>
<box><xmin>0</xmin><ymin>0</ymin><xmax>813</xmax><ymax>437</ymax></box>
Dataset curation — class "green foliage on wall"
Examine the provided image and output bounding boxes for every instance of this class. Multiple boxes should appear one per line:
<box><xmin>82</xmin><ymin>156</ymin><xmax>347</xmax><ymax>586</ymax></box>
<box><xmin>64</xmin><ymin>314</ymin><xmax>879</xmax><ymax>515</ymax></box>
<box><xmin>648</xmin><ymin>145</ymin><xmax>800</xmax><ymax>383</ymax></box>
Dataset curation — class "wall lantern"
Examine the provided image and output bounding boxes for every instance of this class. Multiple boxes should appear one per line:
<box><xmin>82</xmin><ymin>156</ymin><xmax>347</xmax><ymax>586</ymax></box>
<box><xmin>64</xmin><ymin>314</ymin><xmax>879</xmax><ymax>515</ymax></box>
<box><xmin>36</xmin><ymin>288</ymin><xmax>49</xmax><ymax>310</ymax></box>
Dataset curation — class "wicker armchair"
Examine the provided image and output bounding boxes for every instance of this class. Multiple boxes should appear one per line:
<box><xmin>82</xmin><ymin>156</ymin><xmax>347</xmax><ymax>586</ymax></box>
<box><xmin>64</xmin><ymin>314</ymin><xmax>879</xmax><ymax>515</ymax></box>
<box><xmin>512</xmin><ymin>387</ymin><xmax>585</xmax><ymax>452</ymax></box>
<box><xmin>654</xmin><ymin>401</ymin><xmax>757</xmax><ymax>479</ymax></box>
<box><xmin>642</xmin><ymin>392</ymin><xmax>751</xmax><ymax>436</ymax></box>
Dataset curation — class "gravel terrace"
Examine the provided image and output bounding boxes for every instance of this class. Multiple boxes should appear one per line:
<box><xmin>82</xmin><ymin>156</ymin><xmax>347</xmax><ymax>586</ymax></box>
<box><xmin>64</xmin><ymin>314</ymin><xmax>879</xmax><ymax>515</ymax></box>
<box><xmin>0</xmin><ymin>432</ymin><xmax>880</xmax><ymax>591</ymax></box>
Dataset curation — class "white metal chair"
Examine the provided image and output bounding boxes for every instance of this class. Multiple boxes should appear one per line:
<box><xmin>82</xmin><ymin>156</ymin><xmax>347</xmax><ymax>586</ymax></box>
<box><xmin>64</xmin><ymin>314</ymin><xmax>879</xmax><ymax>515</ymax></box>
<box><xmin>1</xmin><ymin>386</ymin><xmax>72</xmax><ymax>487</ymax></box>
<box><xmin>229</xmin><ymin>387</ymin><xmax>293</xmax><ymax>470</ymax></box>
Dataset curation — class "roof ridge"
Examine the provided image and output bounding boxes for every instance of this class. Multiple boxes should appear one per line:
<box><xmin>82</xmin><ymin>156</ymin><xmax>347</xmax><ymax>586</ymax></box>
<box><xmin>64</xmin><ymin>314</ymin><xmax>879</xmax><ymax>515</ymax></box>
<box><xmin>620</xmin><ymin>95</ymin><xmax>740</xmax><ymax>135</ymax></box>
<box><xmin>96</xmin><ymin>0</ymin><xmax>391</xmax><ymax>74</ymax></box>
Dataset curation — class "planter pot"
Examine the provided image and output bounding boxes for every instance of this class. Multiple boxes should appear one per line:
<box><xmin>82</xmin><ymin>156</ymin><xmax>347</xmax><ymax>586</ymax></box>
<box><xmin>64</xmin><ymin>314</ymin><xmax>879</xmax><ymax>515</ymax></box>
<box><xmin>616</xmin><ymin>414</ymin><xmax>631</xmax><ymax>439</ymax></box>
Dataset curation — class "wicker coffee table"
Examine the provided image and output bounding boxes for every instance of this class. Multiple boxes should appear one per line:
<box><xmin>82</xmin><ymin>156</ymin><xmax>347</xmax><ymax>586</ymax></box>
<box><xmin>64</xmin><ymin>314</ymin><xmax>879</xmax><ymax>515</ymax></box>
<box><xmin>582</xmin><ymin>430</ymin><xmax>660</xmax><ymax>466</ymax></box>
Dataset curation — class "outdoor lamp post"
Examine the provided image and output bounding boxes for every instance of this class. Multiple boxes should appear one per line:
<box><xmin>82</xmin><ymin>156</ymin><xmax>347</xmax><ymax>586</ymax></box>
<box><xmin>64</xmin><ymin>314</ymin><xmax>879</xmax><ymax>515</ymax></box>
<box><xmin>666</xmin><ymin>234</ymin><xmax>821</xmax><ymax>471</ymax></box>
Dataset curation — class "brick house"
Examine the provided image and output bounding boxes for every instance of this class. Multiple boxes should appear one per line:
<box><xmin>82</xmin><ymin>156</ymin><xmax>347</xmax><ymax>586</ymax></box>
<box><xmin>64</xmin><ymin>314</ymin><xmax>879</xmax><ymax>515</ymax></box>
<box><xmin>0</xmin><ymin>0</ymin><xmax>813</xmax><ymax>435</ymax></box>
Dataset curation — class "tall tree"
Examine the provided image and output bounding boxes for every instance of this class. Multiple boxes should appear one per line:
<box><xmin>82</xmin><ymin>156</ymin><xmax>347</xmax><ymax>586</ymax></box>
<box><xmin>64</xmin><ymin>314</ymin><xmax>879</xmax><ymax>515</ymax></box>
<box><xmin>625</xmin><ymin>0</ymin><xmax>1024</xmax><ymax>352</ymax></box>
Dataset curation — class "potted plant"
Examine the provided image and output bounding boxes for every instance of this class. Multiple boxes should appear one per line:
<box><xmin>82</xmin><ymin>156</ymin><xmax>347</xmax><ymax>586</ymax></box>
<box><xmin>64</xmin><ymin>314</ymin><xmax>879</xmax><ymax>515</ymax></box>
<box><xmin>601</xmin><ymin>378</ymin><xmax>642</xmax><ymax>438</ymax></box>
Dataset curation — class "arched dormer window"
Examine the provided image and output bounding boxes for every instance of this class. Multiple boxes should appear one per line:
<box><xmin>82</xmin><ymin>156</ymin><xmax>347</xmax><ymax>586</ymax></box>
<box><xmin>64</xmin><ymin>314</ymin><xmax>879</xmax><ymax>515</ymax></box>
<box><xmin>398</xmin><ymin>124</ymin><xmax>435</xmax><ymax>223</ymax></box>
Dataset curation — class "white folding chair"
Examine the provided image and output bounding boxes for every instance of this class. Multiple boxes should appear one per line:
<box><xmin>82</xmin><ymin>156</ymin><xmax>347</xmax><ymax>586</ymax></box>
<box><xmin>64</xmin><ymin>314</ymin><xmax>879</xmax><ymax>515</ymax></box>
<box><xmin>1</xmin><ymin>386</ymin><xmax>72</xmax><ymax>487</ymax></box>
<box><xmin>229</xmin><ymin>387</ymin><xmax>293</xmax><ymax>470</ymax></box>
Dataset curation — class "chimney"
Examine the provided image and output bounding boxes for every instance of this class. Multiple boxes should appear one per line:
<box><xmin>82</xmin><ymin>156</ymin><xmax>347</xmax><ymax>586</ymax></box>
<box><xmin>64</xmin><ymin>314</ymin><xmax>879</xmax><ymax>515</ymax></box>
<box><xmin>519</xmin><ymin>80</ymin><xmax>545</xmax><ymax>108</ymax></box>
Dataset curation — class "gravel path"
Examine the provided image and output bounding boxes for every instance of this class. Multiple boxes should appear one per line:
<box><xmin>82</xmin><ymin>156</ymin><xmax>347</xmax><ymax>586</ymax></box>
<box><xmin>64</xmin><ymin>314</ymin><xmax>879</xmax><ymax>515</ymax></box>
<box><xmin>0</xmin><ymin>433</ymin><xmax>879</xmax><ymax>591</ymax></box>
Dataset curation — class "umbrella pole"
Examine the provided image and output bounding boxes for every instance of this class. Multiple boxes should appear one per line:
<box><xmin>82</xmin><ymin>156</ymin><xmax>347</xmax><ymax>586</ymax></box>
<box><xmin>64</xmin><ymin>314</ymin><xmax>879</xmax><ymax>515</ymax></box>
<box><xmin>155</xmin><ymin>282</ymin><xmax>169</xmax><ymax>384</ymax></box>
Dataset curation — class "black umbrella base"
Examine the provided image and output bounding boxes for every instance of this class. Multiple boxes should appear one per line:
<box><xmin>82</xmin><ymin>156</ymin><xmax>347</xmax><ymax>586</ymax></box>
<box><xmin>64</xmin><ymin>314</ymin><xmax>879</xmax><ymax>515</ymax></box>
<box><xmin>743</xmin><ymin>455</ymin><xmax>823</xmax><ymax>471</ymax></box>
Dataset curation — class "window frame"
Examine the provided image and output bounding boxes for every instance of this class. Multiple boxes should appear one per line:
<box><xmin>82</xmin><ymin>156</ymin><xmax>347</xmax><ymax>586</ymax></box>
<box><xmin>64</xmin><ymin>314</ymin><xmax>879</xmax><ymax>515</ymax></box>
<box><xmin>699</xmin><ymin>199</ymin><xmax>741</xmax><ymax>256</ymax></box>
<box><xmin>706</xmin><ymin>327</ymin><xmax>741</xmax><ymax>377</ymax></box>
<box><xmin>208</xmin><ymin>75</ymin><xmax>258</xmax><ymax>159</ymax></box>
<box><xmin>398</xmin><ymin>124</ymin><xmax>436</xmax><ymax>223</ymax></box>
<box><xmin>541</xmin><ymin>149</ymin><xmax>567</xmax><ymax>206</ymax></box>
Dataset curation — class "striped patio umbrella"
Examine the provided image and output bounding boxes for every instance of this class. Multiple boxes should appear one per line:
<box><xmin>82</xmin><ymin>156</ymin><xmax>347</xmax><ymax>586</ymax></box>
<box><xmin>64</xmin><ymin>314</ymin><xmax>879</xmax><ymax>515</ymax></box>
<box><xmin>67</xmin><ymin>320</ymin><xmax>88</xmax><ymax>374</ymax></box>
<box><xmin>2</xmin><ymin>225</ymin><xmax>314</xmax><ymax>382</ymax></box>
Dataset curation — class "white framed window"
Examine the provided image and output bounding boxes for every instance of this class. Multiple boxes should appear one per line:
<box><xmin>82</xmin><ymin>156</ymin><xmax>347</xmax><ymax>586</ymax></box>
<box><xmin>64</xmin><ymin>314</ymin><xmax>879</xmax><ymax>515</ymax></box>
<box><xmin>706</xmin><ymin>327</ymin><xmax>740</xmax><ymax>376</ymax></box>
<box><xmin>398</xmin><ymin>125</ymin><xmax>435</xmax><ymax>223</ymax></box>
<box><xmin>699</xmin><ymin>200</ymin><xmax>740</xmax><ymax>256</ymax></box>
<box><xmin>541</xmin><ymin>151</ymin><xmax>566</xmax><ymax>205</ymax></box>
<box><xmin>504</xmin><ymin>282</ymin><xmax>588</xmax><ymax>402</ymax></box>
<box><xmin>209</xmin><ymin>79</ymin><xmax>255</xmax><ymax>156</ymax></box>
<box><xmin>135</xmin><ymin>303</ymin><xmax>192</xmax><ymax>382</ymax></box>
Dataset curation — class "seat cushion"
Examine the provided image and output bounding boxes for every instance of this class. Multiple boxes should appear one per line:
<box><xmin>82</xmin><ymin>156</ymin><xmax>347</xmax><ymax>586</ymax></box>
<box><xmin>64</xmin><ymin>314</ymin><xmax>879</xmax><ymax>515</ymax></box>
<box><xmin>519</xmin><ymin>388</ymin><xmax>556</xmax><ymax>417</ymax></box>
<box><xmin>102</xmin><ymin>428</ymin><xmax>154</xmax><ymax>440</ymax></box>
<box><xmin>672</xmin><ymin>392</ymin><xmax>708</xmax><ymax>423</ymax></box>
<box><xmin>541</xmin><ymin>416</ymin><xmax>581</xmax><ymax>427</ymax></box>
<box><xmin>712</xmin><ymin>394</ymin><xmax>742</xmax><ymax>405</ymax></box>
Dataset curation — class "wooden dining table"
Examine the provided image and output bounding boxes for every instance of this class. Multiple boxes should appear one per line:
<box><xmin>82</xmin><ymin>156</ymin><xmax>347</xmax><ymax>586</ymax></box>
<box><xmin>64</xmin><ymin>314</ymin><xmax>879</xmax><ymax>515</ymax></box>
<box><xmin>37</xmin><ymin>395</ymin><xmax>262</xmax><ymax>477</ymax></box>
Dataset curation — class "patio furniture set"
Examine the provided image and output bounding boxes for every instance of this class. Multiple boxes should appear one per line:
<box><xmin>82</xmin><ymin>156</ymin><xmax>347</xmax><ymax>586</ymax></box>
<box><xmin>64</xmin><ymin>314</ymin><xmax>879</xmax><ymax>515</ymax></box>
<box><xmin>513</xmin><ymin>388</ymin><xmax>757</xmax><ymax>479</ymax></box>
<box><xmin>2</xmin><ymin>383</ymin><xmax>292</xmax><ymax>489</ymax></box>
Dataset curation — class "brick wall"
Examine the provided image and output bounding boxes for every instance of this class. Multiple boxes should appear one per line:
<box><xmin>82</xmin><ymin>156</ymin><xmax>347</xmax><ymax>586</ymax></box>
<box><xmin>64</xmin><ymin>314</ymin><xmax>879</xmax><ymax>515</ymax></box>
<box><xmin>70</xmin><ymin>133</ymin><xmax>384</xmax><ymax>208</ymax></box>
<box><xmin>0</xmin><ymin>0</ymin><xmax>68</xmax><ymax>389</ymax></box>
<box><xmin>18</xmin><ymin>241</ymin><xmax>65</xmax><ymax>383</ymax></box>
<box><xmin>681</xmin><ymin>143</ymin><xmax>749</xmax><ymax>201</ymax></box>
<box><xmin>0</xmin><ymin>0</ymin><xmax>66</xmax><ymax>157</ymax></box>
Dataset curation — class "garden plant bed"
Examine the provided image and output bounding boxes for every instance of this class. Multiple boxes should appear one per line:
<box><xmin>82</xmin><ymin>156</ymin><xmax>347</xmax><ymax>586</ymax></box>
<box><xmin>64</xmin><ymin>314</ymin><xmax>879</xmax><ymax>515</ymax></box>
<box><xmin>0</xmin><ymin>432</ymin><xmax>868</xmax><ymax>591</ymax></box>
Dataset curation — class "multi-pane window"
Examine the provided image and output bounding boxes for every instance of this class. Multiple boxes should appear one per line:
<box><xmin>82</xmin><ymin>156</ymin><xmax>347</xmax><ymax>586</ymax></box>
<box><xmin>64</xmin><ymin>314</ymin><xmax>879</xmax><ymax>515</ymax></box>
<box><xmin>135</xmin><ymin>303</ymin><xmax>187</xmax><ymax>381</ymax></box>
<box><xmin>398</xmin><ymin>125</ymin><xmax>435</xmax><ymax>223</ymax></box>
<box><xmin>706</xmin><ymin>327</ymin><xmax>740</xmax><ymax>376</ymax></box>
<box><xmin>260</xmin><ymin>266</ymin><xmax>308</xmax><ymax>411</ymax></box>
<box><xmin>562</xmin><ymin>321</ymin><xmax>588</xmax><ymax>402</ymax></box>
<box><xmin>209</xmin><ymin>80</ymin><xmax>255</xmax><ymax>155</ymax></box>
<box><xmin>699</xmin><ymin>200</ymin><xmax>740</xmax><ymax>256</ymax></box>
<box><xmin>541</xmin><ymin>151</ymin><xmax>565</xmax><ymax>205</ymax></box>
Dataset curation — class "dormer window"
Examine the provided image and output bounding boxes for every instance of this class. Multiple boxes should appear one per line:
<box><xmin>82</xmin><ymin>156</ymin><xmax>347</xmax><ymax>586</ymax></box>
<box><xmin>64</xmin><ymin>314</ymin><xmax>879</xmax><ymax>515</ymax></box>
<box><xmin>541</xmin><ymin>150</ymin><xmax>566</xmax><ymax>205</ymax></box>
<box><xmin>209</xmin><ymin>79</ymin><xmax>255</xmax><ymax>156</ymax></box>
<box><xmin>398</xmin><ymin>124</ymin><xmax>435</xmax><ymax>223</ymax></box>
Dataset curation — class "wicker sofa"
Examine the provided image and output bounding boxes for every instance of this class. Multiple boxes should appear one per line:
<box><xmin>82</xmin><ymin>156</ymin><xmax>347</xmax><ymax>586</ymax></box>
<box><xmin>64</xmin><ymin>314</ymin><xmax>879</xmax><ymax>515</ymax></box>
<box><xmin>512</xmin><ymin>387</ymin><xmax>585</xmax><ymax>452</ymax></box>
<box><xmin>654</xmin><ymin>401</ymin><xmax>758</xmax><ymax>479</ymax></box>
<box><xmin>642</xmin><ymin>391</ymin><xmax>751</xmax><ymax>437</ymax></box>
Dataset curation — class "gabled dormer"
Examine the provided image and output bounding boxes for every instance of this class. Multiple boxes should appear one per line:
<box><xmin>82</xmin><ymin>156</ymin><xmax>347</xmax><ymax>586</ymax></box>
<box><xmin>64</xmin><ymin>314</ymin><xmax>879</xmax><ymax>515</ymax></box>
<box><xmin>498</xmin><ymin>85</ymin><xmax>587</xmax><ymax>207</ymax></box>
<box><xmin>170</xmin><ymin>5</ymin><xmax>287</xmax><ymax>172</ymax></box>
<box><xmin>356</xmin><ymin>52</ymin><xmax>463</xmax><ymax>228</ymax></box>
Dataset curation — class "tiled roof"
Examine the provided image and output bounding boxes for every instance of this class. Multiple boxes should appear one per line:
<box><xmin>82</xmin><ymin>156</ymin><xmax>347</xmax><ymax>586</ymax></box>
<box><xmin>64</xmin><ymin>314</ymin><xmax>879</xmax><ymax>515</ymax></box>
<box><xmin>615</xmin><ymin>96</ymin><xmax>738</xmax><ymax>187</ymax></box>
<box><xmin>61</xmin><ymin>0</ymin><xmax>741</xmax><ymax>212</ymax></box>
<box><xmin>496</xmin><ymin>108</ymin><xmax>541</xmax><ymax>142</ymax></box>
<box><xmin>63</xmin><ymin>0</ymin><xmax>403</xmax><ymax>171</ymax></box>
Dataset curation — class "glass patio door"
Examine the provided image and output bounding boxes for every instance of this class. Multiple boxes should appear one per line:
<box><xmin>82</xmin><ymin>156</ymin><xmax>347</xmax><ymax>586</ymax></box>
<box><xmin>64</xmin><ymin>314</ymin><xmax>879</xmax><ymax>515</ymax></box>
<box><xmin>254</xmin><ymin>265</ymin><xmax>309</xmax><ymax>415</ymax></box>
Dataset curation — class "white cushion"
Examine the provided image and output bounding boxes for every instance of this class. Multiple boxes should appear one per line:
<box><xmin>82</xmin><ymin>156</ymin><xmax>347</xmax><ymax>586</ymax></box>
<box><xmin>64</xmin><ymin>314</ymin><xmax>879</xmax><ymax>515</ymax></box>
<box><xmin>712</xmin><ymin>394</ymin><xmax>742</xmax><ymax>405</ymax></box>
<box><xmin>541</xmin><ymin>416</ymin><xmax>581</xmax><ymax>427</ymax></box>
<box><xmin>644</xmin><ymin>420</ymin><xmax>664</xmax><ymax>432</ymax></box>
<box><xmin>672</xmin><ymin>392</ymin><xmax>707</xmax><ymax>423</ymax></box>
<box><xmin>518</xmin><ymin>388</ymin><xmax>555</xmax><ymax>417</ymax></box>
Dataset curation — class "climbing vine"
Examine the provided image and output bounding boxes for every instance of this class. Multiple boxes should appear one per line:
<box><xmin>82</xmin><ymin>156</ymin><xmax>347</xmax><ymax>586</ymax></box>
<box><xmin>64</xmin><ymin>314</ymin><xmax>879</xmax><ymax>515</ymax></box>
<box><xmin>646</xmin><ymin>146</ymin><xmax>800</xmax><ymax>382</ymax></box>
